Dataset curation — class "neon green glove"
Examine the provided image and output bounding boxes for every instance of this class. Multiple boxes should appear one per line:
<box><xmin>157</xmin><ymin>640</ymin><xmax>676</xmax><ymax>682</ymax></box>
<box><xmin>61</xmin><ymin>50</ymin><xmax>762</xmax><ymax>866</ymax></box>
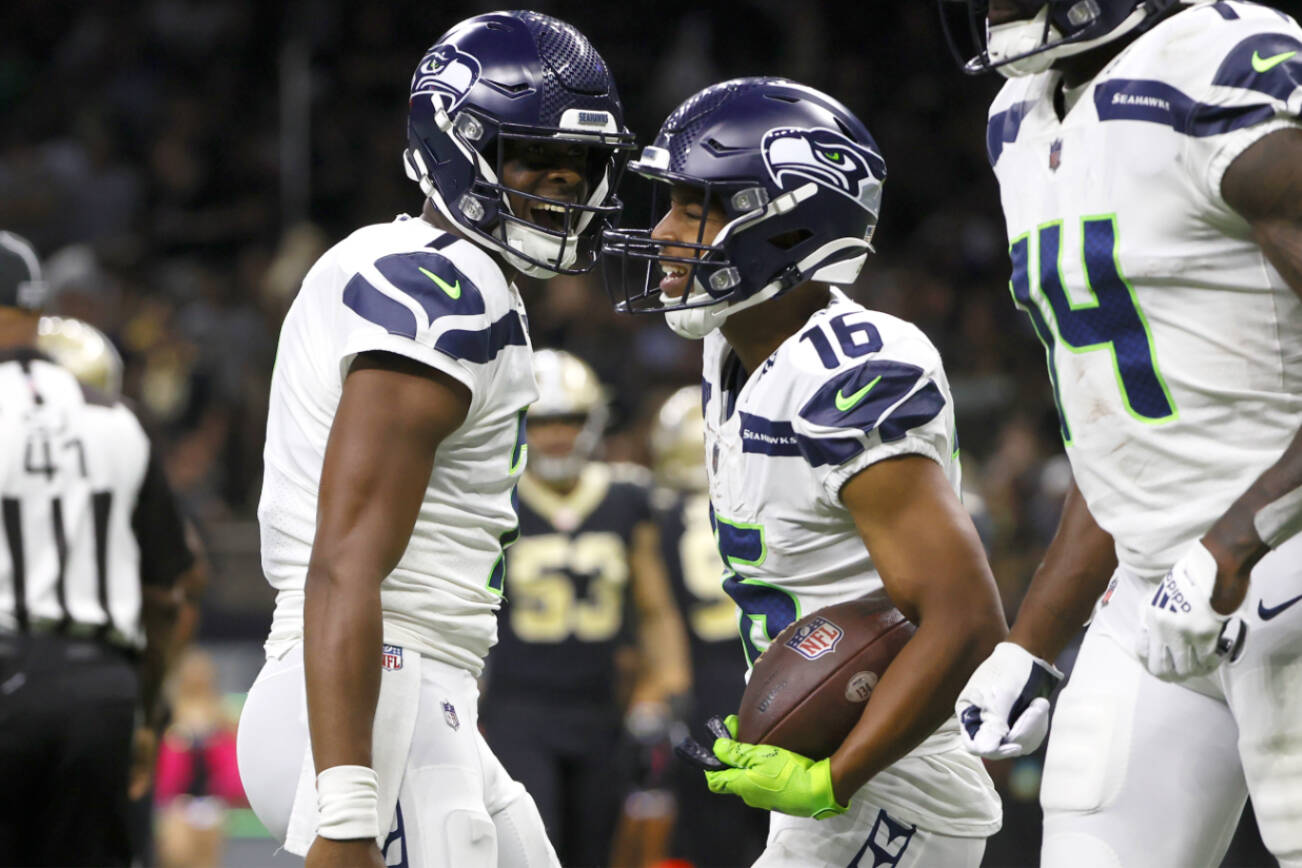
<box><xmin>704</xmin><ymin>715</ymin><xmax>848</xmax><ymax>819</ymax></box>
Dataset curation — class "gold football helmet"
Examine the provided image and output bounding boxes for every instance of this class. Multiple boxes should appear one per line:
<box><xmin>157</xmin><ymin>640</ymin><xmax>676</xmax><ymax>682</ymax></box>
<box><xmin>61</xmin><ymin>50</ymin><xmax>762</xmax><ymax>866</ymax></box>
<box><xmin>37</xmin><ymin>316</ymin><xmax>124</xmax><ymax>398</ymax></box>
<box><xmin>650</xmin><ymin>385</ymin><xmax>708</xmax><ymax>493</ymax></box>
<box><xmin>529</xmin><ymin>349</ymin><xmax>609</xmax><ymax>483</ymax></box>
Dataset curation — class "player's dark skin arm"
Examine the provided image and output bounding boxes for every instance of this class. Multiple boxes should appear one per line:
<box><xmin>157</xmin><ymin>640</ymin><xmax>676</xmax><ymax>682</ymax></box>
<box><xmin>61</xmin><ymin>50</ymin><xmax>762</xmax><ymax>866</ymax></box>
<box><xmin>628</xmin><ymin>521</ymin><xmax>692</xmax><ymax>705</ymax></box>
<box><xmin>138</xmin><ymin>584</ymin><xmax>181</xmax><ymax>728</ymax></box>
<box><xmin>303</xmin><ymin>351</ymin><xmax>469</xmax><ymax>868</ymax></box>
<box><xmin>1008</xmin><ymin>480</ymin><xmax>1117</xmax><ymax>661</ymax></box>
<box><xmin>1203</xmin><ymin>127</ymin><xmax>1302</xmax><ymax>612</ymax></box>
<box><xmin>828</xmin><ymin>456</ymin><xmax>1007</xmax><ymax>804</ymax></box>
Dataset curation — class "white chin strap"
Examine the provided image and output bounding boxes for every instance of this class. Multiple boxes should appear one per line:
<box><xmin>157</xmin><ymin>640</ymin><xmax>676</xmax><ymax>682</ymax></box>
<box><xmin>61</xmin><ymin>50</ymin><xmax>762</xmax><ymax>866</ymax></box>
<box><xmin>988</xmin><ymin>5</ymin><xmax>1152</xmax><ymax>78</ymax></box>
<box><xmin>502</xmin><ymin>221</ymin><xmax>581</xmax><ymax>278</ymax></box>
<box><xmin>527</xmin><ymin>408</ymin><xmax>606</xmax><ymax>483</ymax></box>
<box><xmin>663</xmin><ymin>237</ymin><xmax>869</xmax><ymax>341</ymax></box>
<box><xmin>665</xmin><ymin>283</ymin><xmax>782</xmax><ymax>340</ymax></box>
<box><xmin>528</xmin><ymin>452</ymin><xmax>584</xmax><ymax>484</ymax></box>
<box><xmin>505</xmin><ymin>167</ymin><xmax>613</xmax><ymax>278</ymax></box>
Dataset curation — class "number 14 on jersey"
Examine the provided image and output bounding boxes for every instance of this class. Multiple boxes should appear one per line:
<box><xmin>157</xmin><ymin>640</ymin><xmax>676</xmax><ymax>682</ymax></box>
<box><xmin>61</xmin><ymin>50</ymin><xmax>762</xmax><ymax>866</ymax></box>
<box><xmin>1009</xmin><ymin>215</ymin><xmax>1177</xmax><ymax>444</ymax></box>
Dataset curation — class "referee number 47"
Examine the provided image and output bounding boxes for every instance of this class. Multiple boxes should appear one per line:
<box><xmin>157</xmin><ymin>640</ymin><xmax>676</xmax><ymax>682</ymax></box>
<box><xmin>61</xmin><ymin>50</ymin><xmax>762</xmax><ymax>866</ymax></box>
<box><xmin>23</xmin><ymin>434</ymin><xmax>88</xmax><ymax>480</ymax></box>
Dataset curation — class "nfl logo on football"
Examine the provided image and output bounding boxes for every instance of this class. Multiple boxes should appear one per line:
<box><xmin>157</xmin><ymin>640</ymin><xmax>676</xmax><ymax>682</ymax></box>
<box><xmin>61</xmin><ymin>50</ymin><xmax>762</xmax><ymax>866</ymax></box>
<box><xmin>786</xmin><ymin>617</ymin><xmax>844</xmax><ymax>660</ymax></box>
<box><xmin>382</xmin><ymin>644</ymin><xmax>403</xmax><ymax>671</ymax></box>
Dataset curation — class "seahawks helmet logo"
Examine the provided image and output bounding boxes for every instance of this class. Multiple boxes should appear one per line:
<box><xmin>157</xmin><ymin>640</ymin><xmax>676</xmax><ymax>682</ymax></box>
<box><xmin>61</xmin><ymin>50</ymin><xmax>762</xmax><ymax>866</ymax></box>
<box><xmin>411</xmin><ymin>44</ymin><xmax>482</xmax><ymax>111</ymax></box>
<box><xmin>761</xmin><ymin>127</ymin><xmax>884</xmax><ymax>212</ymax></box>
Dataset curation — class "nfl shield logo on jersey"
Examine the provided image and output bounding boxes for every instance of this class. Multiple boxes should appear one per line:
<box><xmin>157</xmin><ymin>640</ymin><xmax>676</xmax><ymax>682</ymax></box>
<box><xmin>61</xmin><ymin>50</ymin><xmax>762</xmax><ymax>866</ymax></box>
<box><xmin>381</xmin><ymin>644</ymin><xmax>403</xmax><ymax>671</ymax></box>
<box><xmin>1049</xmin><ymin>138</ymin><xmax>1063</xmax><ymax>172</ymax></box>
<box><xmin>442</xmin><ymin>700</ymin><xmax>460</xmax><ymax>731</ymax></box>
<box><xmin>786</xmin><ymin>617</ymin><xmax>844</xmax><ymax>660</ymax></box>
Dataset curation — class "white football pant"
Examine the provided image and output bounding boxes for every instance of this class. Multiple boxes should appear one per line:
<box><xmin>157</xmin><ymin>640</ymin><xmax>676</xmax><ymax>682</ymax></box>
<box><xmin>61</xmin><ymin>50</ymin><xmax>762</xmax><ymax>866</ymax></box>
<box><xmin>1041</xmin><ymin>534</ymin><xmax>1302</xmax><ymax>867</ymax></box>
<box><xmin>756</xmin><ymin>800</ymin><xmax>985</xmax><ymax>868</ymax></box>
<box><xmin>236</xmin><ymin>644</ymin><xmax>559</xmax><ymax>868</ymax></box>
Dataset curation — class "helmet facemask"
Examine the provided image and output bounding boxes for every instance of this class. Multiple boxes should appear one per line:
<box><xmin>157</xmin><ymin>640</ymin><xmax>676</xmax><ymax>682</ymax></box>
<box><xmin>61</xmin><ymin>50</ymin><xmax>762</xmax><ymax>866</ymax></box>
<box><xmin>603</xmin><ymin>163</ymin><xmax>876</xmax><ymax>340</ymax></box>
<box><xmin>406</xmin><ymin>95</ymin><xmax>636</xmax><ymax>278</ymax></box>
<box><xmin>939</xmin><ymin>0</ymin><xmax>1182</xmax><ymax>78</ymax></box>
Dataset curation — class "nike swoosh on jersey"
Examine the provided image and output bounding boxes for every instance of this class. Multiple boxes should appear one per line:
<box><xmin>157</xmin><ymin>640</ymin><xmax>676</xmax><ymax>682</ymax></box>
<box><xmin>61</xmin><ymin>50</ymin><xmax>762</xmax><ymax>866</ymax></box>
<box><xmin>1252</xmin><ymin>50</ymin><xmax>1297</xmax><ymax>73</ymax></box>
<box><xmin>835</xmin><ymin>375</ymin><xmax>883</xmax><ymax>412</ymax></box>
<box><xmin>418</xmin><ymin>266</ymin><xmax>461</xmax><ymax>299</ymax></box>
<box><xmin>1258</xmin><ymin>592</ymin><xmax>1302</xmax><ymax>621</ymax></box>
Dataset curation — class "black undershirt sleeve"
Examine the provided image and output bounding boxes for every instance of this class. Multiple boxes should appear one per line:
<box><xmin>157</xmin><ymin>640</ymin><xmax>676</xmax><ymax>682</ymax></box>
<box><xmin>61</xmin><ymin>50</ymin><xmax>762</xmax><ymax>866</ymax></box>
<box><xmin>131</xmin><ymin>441</ymin><xmax>194</xmax><ymax>588</ymax></box>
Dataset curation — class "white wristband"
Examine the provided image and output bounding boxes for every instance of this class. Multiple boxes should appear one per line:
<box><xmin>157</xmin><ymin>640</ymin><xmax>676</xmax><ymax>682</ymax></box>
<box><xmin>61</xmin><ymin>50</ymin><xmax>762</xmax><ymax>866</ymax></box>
<box><xmin>1254</xmin><ymin>487</ymin><xmax>1302</xmax><ymax>551</ymax></box>
<box><xmin>316</xmin><ymin>765</ymin><xmax>379</xmax><ymax>842</ymax></box>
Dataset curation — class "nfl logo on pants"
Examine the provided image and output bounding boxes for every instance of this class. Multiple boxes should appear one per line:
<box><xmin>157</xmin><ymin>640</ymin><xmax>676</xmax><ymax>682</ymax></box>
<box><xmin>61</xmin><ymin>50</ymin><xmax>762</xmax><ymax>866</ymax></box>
<box><xmin>382</xmin><ymin>644</ymin><xmax>403</xmax><ymax>671</ymax></box>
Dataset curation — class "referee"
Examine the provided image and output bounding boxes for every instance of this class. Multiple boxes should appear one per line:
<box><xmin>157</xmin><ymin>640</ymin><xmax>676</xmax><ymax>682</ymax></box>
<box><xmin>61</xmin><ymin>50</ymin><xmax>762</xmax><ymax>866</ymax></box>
<box><xmin>0</xmin><ymin>231</ymin><xmax>194</xmax><ymax>867</ymax></box>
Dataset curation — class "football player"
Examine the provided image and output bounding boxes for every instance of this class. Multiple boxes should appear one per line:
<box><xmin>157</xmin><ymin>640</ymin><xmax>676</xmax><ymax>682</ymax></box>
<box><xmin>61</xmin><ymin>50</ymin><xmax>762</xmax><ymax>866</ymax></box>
<box><xmin>235</xmin><ymin>12</ymin><xmax>634</xmax><ymax>868</ymax></box>
<box><xmin>36</xmin><ymin>315</ymin><xmax>125</xmax><ymax>398</ymax></box>
<box><xmin>945</xmin><ymin>1</ymin><xmax>1302</xmax><ymax>865</ymax></box>
<box><xmin>480</xmin><ymin>348</ymin><xmax>690</xmax><ymax>867</ymax></box>
<box><xmin>604</xmin><ymin>78</ymin><xmax>1007</xmax><ymax>867</ymax></box>
<box><xmin>649</xmin><ymin>386</ymin><xmax>770</xmax><ymax>868</ymax></box>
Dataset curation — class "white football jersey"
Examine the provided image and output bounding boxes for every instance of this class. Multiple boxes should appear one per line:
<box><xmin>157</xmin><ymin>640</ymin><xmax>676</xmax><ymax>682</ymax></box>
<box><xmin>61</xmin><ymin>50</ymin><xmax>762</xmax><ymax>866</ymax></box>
<box><xmin>259</xmin><ymin>215</ymin><xmax>537</xmax><ymax>675</ymax></box>
<box><xmin>702</xmin><ymin>289</ymin><xmax>1000</xmax><ymax>836</ymax></box>
<box><xmin>989</xmin><ymin>0</ymin><xmax>1302</xmax><ymax>578</ymax></box>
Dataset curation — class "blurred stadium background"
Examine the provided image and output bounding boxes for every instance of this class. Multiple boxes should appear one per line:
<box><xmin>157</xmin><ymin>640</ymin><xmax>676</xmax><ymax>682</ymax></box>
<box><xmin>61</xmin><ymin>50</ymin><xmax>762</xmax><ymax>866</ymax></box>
<box><xmin>2</xmin><ymin>1</ymin><xmax>1287</xmax><ymax>865</ymax></box>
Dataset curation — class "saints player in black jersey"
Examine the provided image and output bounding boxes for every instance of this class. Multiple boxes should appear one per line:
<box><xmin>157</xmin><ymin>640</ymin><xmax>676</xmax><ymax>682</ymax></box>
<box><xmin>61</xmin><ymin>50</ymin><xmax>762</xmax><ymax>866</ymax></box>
<box><xmin>480</xmin><ymin>350</ymin><xmax>690</xmax><ymax>867</ymax></box>
<box><xmin>649</xmin><ymin>386</ymin><xmax>770</xmax><ymax>868</ymax></box>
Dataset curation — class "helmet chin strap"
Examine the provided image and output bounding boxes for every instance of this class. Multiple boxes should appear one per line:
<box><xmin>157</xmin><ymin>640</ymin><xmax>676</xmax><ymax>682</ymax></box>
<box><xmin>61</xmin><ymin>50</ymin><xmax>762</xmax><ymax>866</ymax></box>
<box><xmin>528</xmin><ymin>452</ymin><xmax>585</xmax><ymax>485</ymax></box>
<box><xmin>665</xmin><ymin>282</ymin><xmax>782</xmax><ymax>340</ymax></box>
<box><xmin>664</xmin><ymin>236</ymin><xmax>870</xmax><ymax>341</ymax></box>
<box><xmin>527</xmin><ymin>406</ymin><xmax>607</xmax><ymax>482</ymax></box>
<box><xmin>502</xmin><ymin>222</ymin><xmax>579</xmax><ymax>278</ymax></box>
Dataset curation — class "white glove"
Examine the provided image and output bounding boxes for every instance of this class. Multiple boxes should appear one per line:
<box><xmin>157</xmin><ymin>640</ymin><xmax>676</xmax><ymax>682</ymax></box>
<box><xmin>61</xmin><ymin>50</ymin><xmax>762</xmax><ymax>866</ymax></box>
<box><xmin>1137</xmin><ymin>541</ymin><xmax>1247</xmax><ymax>680</ymax></box>
<box><xmin>956</xmin><ymin>641</ymin><xmax>1063</xmax><ymax>759</ymax></box>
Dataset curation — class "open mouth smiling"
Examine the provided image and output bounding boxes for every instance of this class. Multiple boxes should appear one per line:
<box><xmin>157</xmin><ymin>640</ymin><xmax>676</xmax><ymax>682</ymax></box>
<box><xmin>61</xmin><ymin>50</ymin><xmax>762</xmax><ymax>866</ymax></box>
<box><xmin>659</xmin><ymin>262</ymin><xmax>690</xmax><ymax>298</ymax></box>
<box><xmin>527</xmin><ymin>200</ymin><xmax>572</xmax><ymax>233</ymax></box>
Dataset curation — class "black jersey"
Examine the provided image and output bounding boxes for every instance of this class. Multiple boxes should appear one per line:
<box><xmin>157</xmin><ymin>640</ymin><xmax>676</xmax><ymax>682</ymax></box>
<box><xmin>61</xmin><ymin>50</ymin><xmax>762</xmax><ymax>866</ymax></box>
<box><xmin>652</xmin><ymin>488</ymin><xmax>745</xmax><ymax>715</ymax></box>
<box><xmin>484</xmin><ymin>462</ymin><xmax>652</xmax><ymax>707</ymax></box>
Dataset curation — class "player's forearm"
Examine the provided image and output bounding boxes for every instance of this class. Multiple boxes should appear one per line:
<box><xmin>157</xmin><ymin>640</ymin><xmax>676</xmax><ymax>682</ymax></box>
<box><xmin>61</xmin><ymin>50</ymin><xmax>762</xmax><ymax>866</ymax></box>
<box><xmin>139</xmin><ymin>585</ymin><xmax>181</xmax><ymax>729</ymax></box>
<box><xmin>631</xmin><ymin>608</ymin><xmax>692</xmax><ymax>703</ymax></box>
<box><xmin>1008</xmin><ymin>480</ymin><xmax>1116</xmax><ymax>663</ymax></box>
<box><xmin>304</xmin><ymin>563</ymin><xmax>383</xmax><ymax>773</ymax></box>
<box><xmin>1203</xmin><ymin>426</ymin><xmax>1302</xmax><ymax>613</ymax></box>
<box><xmin>827</xmin><ymin>604</ymin><xmax>1003</xmax><ymax>804</ymax></box>
<box><xmin>629</xmin><ymin>523</ymin><xmax>692</xmax><ymax>702</ymax></box>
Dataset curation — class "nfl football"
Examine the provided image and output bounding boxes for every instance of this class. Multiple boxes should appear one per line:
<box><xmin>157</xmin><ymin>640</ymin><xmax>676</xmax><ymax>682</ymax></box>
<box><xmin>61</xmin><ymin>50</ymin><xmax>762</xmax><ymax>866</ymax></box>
<box><xmin>735</xmin><ymin>598</ymin><xmax>915</xmax><ymax>760</ymax></box>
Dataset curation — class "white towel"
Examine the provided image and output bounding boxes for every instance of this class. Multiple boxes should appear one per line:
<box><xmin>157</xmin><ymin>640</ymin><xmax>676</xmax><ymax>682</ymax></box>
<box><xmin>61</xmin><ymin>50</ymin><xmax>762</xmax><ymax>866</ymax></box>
<box><xmin>283</xmin><ymin>645</ymin><xmax>422</xmax><ymax>856</ymax></box>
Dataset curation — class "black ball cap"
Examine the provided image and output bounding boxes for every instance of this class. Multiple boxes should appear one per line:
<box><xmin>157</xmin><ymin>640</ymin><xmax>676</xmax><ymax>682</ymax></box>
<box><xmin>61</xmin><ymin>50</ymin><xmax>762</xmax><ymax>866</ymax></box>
<box><xmin>0</xmin><ymin>231</ymin><xmax>48</xmax><ymax>311</ymax></box>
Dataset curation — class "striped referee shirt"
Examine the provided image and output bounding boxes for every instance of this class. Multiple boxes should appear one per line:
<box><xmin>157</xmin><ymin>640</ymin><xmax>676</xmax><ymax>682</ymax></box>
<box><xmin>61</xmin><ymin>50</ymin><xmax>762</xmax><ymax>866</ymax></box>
<box><xmin>0</xmin><ymin>348</ymin><xmax>191</xmax><ymax>648</ymax></box>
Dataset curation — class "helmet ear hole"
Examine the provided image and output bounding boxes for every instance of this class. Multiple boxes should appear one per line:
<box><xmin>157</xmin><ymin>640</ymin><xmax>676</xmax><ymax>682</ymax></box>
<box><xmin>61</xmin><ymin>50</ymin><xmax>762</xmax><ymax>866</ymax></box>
<box><xmin>767</xmin><ymin>228</ymin><xmax>814</xmax><ymax>251</ymax></box>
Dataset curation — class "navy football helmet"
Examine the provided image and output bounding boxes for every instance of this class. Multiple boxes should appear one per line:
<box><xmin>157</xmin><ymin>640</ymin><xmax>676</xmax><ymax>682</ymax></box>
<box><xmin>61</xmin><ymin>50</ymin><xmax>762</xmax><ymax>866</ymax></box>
<box><xmin>602</xmin><ymin>77</ymin><xmax>885</xmax><ymax>339</ymax></box>
<box><xmin>404</xmin><ymin>11</ymin><xmax>635</xmax><ymax>277</ymax></box>
<box><xmin>941</xmin><ymin>0</ymin><xmax>1183</xmax><ymax>76</ymax></box>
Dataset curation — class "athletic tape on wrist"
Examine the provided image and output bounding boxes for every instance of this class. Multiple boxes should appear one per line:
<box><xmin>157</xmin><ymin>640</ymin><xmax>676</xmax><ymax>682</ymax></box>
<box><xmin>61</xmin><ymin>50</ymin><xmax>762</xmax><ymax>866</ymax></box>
<box><xmin>1253</xmin><ymin>487</ymin><xmax>1302</xmax><ymax>551</ymax></box>
<box><xmin>316</xmin><ymin>765</ymin><xmax>379</xmax><ymax>841</ymax></box>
